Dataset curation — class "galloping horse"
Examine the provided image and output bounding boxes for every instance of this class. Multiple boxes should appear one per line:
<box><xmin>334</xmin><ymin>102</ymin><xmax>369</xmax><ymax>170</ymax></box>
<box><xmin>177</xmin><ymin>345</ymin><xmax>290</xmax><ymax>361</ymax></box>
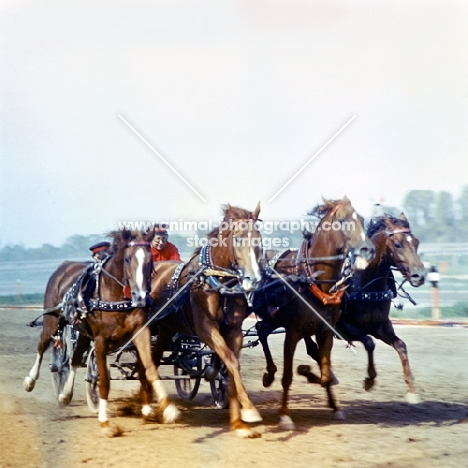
<box><xmin>334</xmin><ymin>213</ymin><xmax>425</xmax><ymax>401</ymax></box>
<box><xmin>149</xmin><ymin>203</ymin><xmax>264</xmax><ymax>438</ymax></box>
<box><xmin>24</xmin><ymin>229</ymin><xmax>180</xmax><ymax>436</ymax></box>
<box><xmin>254</xmin><ymin>197</ymin><xmax>375</xmax><ymax>429</ymax></box>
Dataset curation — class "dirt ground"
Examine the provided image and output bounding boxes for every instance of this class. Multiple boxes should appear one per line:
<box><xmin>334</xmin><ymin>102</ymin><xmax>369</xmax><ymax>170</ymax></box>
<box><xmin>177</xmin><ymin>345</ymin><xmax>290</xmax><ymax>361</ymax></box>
<box><xmin>1</xmin><ymin>308</ymin><xmax>467</xmax><ymax>468</ymax></box>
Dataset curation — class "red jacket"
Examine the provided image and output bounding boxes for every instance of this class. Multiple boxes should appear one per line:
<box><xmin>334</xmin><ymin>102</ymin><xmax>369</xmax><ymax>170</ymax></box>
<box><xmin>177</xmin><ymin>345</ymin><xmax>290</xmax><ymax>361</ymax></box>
<box><xmin>151</xmin><ymin>242</ymin><xmax>182</xmax><ymax>262</ymax></box>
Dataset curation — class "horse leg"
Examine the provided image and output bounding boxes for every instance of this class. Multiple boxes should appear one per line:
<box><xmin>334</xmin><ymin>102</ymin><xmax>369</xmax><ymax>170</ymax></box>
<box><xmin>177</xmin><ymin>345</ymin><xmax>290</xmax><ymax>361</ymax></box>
<box><xmin>208</xmin><ymin>325</ymin><xmax>262</xmax><ymax>438</ymax></box>
<box><xmin>378</xmin><ymin>322</ymin><xmax>420</xmax><ymax>403</ymax></box>
<box><xmin>362</xmin><ymin>335</ymin><xmax>377</xmax><ymax>391</ymax></box>
<box><xmin>337</xmin><ymin>320</ymin><xmax>376</xmax><ymax>391</ymax></box>
<box><xmin>134</xmin><ymin>356</ymin><xmax>156</xmax><ymax>421</ymax></box>
<box><xmin>255</xmin><ymin>319</ymin><xmax>279</xmax><ymax>387</ymax></box>
<box><xmin>23</xmin><ymin>314</ymin><xmax>57</xmax><ymax>392</ymax></box>
<box><xmin>58</xmin><ymin>333</ymin><xmax>91</xmax><ymax>405</ymax></box>
<box><xmin>223</xmin><ymin>326</ymin><xmax>262</xmax><ymax>438</ymax></box>
<box><xmin>132</xmin><ymin>327</ymin><xmax>180</xmax><ymax>424</ymax></box>
<box><xmin>140</xmin><ymin>327</ymin><xmax>175</xmax><ymax>415</ymax></box>
<box><xmin>316</xmin><ymin>330</ymin><xmax>344</xmax><ymax>420</ymax></box>
<box><xmin>278</xmin><ymin>330</ymin><xmax>299</xmax><ymax>430</ymax></box>
<box><xmin>93</xmin><ymin>337</ymin><xmax>122</xmax><ymax>437</ymax></box>
<box><xmin>297</xmin><ymin>335</ymin><xmax>321</xmax><ymax>384</ymax></box>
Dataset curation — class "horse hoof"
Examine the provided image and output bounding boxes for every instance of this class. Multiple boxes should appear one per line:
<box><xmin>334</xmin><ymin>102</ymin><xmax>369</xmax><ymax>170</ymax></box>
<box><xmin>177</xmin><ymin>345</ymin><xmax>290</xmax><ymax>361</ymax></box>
<box><xmin>297</xmin><ymin>365</ymin><xmax>321</xmax><ymax>384</ymax></box>
<box><xmin>240</xmin><ymin>408</ymin><xmax>263</xmax><ymax>423</ymax></box>
<box><xmin>100</xmin><ymin>421</ymin><xmax>123</xmax><ymax>438</ymax></box>
<box><xmin>405</xmin><ymin>392</ymin><xmax>421</xmax><ymax>404</ymax></box>
<box><xmin>162</xmin><ymin>404</ymin><xmax>181</xmax><ymax>424</ymax></box>
<box><xmin>279</xmin><ymin>415</ymin><xmax>296</xmax><ymax>430</ymax></box>
<box><xmin>364</xmin><ymin>378</ymin><xmax>375</xmax><ymax>391</ymax></box>
<box><xmin>235</xmin><ymin>428</ymin><xmax>261</xmax><ymax>438</ymax></box>
<box><xmin>23</xmin><ymin>377</ymin><xmax>35</xmax><ymax>392</ymax></box>
<box><xmin>333</xmin><ymin>410</ymin><xmax>346</xmax><ymax>420</ymax></box>
<box><xmin>330</xmin><ymin>371</ymin><xmax>339</xmax><ymax>386</ymax></box>
<box><xmin>262</xmin><ymin>372</ymin><xmax>274</xmax><ymax>388</ymax></box>
<box><xmin>141</xmin><ymin>405</ymin><xmax>159</xmax><ymax>423</ymax></box>
<box><xmin>58</xmin><ymin>392</ymin><xmax>73</xmax><ymax>406</ymax></box>
<box><xmin>234</xmin><ymin>427</ymin><xmax>262</xmax><ymax>438</ymax></box>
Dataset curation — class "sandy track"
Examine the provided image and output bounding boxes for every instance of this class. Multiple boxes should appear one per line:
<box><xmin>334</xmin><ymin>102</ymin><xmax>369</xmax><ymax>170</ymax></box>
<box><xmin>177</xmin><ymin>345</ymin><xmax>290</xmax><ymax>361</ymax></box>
<box><xmin>1</xmin><ymin>309</ymin><xmax>467</xmax><ymax>468</ymax></box>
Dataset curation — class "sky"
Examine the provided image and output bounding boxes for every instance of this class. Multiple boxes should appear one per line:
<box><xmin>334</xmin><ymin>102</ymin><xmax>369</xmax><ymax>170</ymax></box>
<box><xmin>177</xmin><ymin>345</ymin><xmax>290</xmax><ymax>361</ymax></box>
<box><xmin>1</xmin><ymin>0</ymin><xmax>468</xmax><ymax>248</ymax></box>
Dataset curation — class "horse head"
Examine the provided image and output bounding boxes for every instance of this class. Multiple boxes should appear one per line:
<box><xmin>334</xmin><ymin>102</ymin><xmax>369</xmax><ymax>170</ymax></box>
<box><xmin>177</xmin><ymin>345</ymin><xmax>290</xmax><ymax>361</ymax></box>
<box><xmin>369</xmin><ymin>213</ymin><xmax>426</xmax><ymax>287</ymax></box>
<box><xmin>111</xmin><ymin>229</ymin><xmax>154</xmax><ymax>307</ymax></box>
<box><xmin>311</xmin><ymin>196</ymin><xmax>375</xmax><ymax>271</ymax></box>
<box><xmin>213</xmin><ymin>202</ymin><xmax>263</xmax><ymax>292</ymax></box>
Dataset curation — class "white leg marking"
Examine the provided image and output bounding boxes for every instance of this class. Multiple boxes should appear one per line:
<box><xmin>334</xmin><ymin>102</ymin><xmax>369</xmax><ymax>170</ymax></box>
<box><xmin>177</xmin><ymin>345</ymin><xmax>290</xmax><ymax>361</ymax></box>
<box><xmin>152</xmin><ymin>379</ymin><xmax>168</xmax><ymax>402</ymax></box>
<box><xmin>279</xmin><ymin>414</ymin><xmax>296</xmax><ymax>430</ymax></box>
<box><xmin>98</xmin><ymin>398</ymin><xmax>108</xmax><ymax>423</ymax></box>
<box><xmin>58</xmin><ymin>365</ymin><xmax>77</xmax><ymax>404</ymax></box>
<box><xmin>406</xmin><ymin>392</ymin><xmax>421</xmax><ymax>404</ymax></box>
<box><xmin>240</xmin><ymin>408</ymin><xmax>263</xmax><ymax>423</ymax></box>
<box><xmin>142</xmin><ymin>404</ymin><xmax>152</xmax><ymax>416</ymax></box>
<box><xmin>24</xmin><ymin>354</ymin><xmax>42</xmax><ymax>391</ymax></box>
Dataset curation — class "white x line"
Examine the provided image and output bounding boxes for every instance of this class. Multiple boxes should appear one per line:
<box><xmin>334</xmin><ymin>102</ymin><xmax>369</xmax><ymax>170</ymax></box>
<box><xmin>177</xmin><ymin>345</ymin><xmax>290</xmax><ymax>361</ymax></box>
<box><xmin>268</xmin><ymin>115</ymin><xmax>356</xmax><ymax>203</ymax></box>
<box><xmin>119</xmin><ymin>114</ymin><xmax>207</xmax><ymax>203</ymax></box>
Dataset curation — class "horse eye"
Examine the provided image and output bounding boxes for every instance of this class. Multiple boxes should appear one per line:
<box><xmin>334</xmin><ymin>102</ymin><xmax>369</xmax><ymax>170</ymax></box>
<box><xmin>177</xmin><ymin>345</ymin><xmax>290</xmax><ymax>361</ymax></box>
<box><xmin>124</xmin><ymin>257</ymin><xmax>131</xmax><ymax>264</ymax></box>
<box><xmin>394</xmin><ymin>242</ymin><xmax>402</xmax><ymax>249</ymax></box>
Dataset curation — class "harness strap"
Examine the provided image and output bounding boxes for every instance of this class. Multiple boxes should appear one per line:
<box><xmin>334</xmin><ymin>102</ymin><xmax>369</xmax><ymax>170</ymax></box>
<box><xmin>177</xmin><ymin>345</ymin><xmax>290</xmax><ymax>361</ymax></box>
<box><xmin>346</xmin><ymin>288</ymin><xmax>395</xmax><ymax>302</ymax></box>
<box><xmin>87</xmin><ymin>299</ymin><xmax>134</xmax><ymax>311</ymax></box>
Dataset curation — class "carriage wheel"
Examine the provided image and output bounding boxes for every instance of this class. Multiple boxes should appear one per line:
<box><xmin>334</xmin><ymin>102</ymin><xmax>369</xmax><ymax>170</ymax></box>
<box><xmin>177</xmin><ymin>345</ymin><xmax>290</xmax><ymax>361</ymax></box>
<box><xmin>85</xmin><ymin>345</ymin><xmax>100</xmax><ymax>413</ymax></box>
<box><xmin>50</xmin><ymin>324</ymin><xmax>74</xmax><ymax>399</ymax></box>
<box><xmin>209</xmin><ymin>355</ymin><xmax>229</xmax><ymax>410</ymax></box>
<box><xmin>173</xmin><ymin>362</ymin><xmax>202</xmax><ymax>401</ymax></box>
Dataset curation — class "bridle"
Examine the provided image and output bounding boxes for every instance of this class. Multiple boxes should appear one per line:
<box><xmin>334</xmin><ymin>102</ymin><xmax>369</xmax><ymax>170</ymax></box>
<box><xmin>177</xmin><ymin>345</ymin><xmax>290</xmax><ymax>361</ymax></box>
<box><xmin>106</xmin><ymin>240</ymin><xmax>152</xmax><ymax>299</ymax></box>
<box><xmin>203</xmin><ymin>218</ymin><xmax>260</xmax><ymax>275</ymax></box>
<box><xmin>384</xmin><ymin>227</ymin><xmax>413</xmax><ymax>280</ymax></box>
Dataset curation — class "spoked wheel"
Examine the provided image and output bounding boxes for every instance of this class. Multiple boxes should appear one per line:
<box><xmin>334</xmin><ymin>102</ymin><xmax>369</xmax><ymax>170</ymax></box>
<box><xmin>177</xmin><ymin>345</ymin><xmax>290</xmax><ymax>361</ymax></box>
<box><xmin>85</xmin><ymin>345</ymin><xmax>100</xmax><ymax>413</ymax></box>
<box><xmin>50</xmin><ymin>324</ymin><xmax>75</xmax><ymax>399</ymax></box>
<box><xmin>173</xmin><ymin>351</ymin><xmax>202</xmax><ymax>401</ymax></box>
<box><xmin>209</xmin><ymin>354</ymin><xmax>229</xmax><ymax>410</ymax></box>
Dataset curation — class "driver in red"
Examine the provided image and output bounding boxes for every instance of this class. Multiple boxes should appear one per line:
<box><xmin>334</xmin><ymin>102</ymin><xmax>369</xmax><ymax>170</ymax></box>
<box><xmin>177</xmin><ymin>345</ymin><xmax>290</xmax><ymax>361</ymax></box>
<box><xmin>150</xmin><ymin>225</ymin><xmax>182</xmax><ymax>262</ymax></box>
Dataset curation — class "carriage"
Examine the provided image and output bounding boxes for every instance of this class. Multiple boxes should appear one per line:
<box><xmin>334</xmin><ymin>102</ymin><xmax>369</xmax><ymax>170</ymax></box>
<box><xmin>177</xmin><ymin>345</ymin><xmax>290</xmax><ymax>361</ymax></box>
<box><xmin>48</xmin><ymin>321</ymin><xmax>270</xmax><ymax>413</ymax></box>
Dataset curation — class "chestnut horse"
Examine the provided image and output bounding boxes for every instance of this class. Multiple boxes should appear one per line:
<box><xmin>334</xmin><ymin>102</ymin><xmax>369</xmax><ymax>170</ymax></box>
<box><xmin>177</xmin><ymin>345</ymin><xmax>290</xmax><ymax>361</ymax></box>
<box><xmin>148</xmin><ymin>203</ymin><xmax>264</xmax><ymax>438</ymax></box>
<box><xmin>24</xmin><ymin>229</ymin><xmax>179</xmax><ymax>436</ymax></box>
<box><xmin>333</xmin><ymin>213</ymin><xmax>426</xmax><ymax>401</ymax></box>
<box><xmin>254</xmin><ymin>197</ymin><xmax>375</xmax><ymax>429</ymax></box>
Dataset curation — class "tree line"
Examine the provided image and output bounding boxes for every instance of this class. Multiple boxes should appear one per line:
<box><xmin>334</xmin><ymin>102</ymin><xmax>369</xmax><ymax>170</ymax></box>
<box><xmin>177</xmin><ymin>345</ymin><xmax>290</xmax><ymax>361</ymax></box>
<box><xmin>401</xmin><ymin>186</ymin><xmax>468</xmax><ymax>243</ymax></box>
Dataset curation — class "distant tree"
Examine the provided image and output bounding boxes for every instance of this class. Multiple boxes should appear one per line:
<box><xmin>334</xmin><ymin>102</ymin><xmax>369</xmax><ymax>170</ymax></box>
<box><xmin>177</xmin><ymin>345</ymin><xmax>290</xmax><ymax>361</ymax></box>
<box><xmin>454</xmin><ymin>185</ymin><xmax>468</xmax><ymax>241</ymax></box>
<box><xmin>403</xmin><ymin>190</ymin><xmax>436</xmax><ymax>227</ymax></box>
<box><xmin>433</xmin><ymin>191</ymin><xmax>455</xmax><ymax>241</ymax></box>
<box><xmin>459</xmin><ymin>185</ymin><xmax>468</xmax><ymax>222</ymax></box>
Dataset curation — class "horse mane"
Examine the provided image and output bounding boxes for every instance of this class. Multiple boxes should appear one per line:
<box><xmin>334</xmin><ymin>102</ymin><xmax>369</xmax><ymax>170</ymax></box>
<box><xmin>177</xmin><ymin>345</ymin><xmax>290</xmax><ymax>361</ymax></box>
<box><xmin>308</xmin><ymin>198</ymin><xmax>348</xmax><ymax>218</ymax></box>
<box><xmin>367</xmin><ymin>215</ymin><xmax>410</xmax><ymax>238</ymax></box>
<box><xmin>302</xmin><ymin>198</ymin><xmax>349</xmax><ymax>239</ymax></box>
<box><xmin>106</xmin><ymin>230</ymin><xmax>146</xmax><ymax>252</ymax></box>
<box><xmin>193</xmin><ymin>204</ymin><xmax>256</xmax><ymax>255</ymax></box>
